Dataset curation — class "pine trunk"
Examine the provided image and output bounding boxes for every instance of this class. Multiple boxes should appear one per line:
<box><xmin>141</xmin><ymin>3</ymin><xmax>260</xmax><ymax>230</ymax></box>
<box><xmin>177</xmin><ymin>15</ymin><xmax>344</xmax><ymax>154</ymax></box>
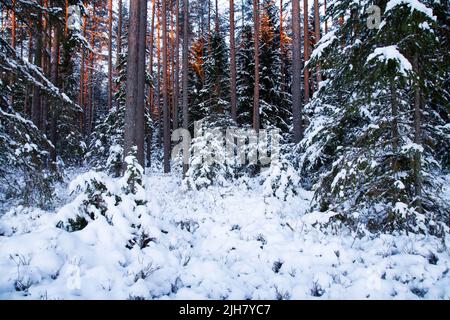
<box><xmin>230</xmin><ymin>0</ymin><xmax>237</xmax><ymax>122</ymax></box>
<box><xmin>108</xmin><ymin>0</ymin><xmax>113</xmax><ymax>109</ymax></box>
<box><xmin>303</xmin><ymin>0</ymin><xmax>310</xmax><ymax>103</ymax></box>
<box><xmin>182</xmin><ymin>0</ymin><xmax>190</xmax><ymax>175</ymax></box>
<box><xmin>253</xmin><ymin>0</ymin><xmax>260</xmax><ymax>133</ymax></box>
<box><xmin>292</xmin><ymin>0</ymin><xmax>303</xmax><ymax>143</ymax></box>
<box><xmin>162</xmin><ymin>0</ymin><xmax>171</xmax><ymax>173</ymax></box>
<box><xmin>124</xmin><ymin>0</ymin><xmax>141</xmax><ymax>165</ymax></box>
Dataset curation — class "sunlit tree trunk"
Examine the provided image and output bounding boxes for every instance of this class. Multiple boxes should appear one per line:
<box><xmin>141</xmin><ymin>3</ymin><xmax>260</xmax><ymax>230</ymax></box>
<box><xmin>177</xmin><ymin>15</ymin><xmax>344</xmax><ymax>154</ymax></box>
<box><xmin>230</xmin><ymin>0</ymin><xmax>237</xmax><ymax>122</ymax></box>
<box><xmin>253</xmin><ymin>0</ymin><xmax>260</xmax><ymax>132</ymax></box>
<box><xmin>292</xmin><ymin>0</ymin><xmax>303</xmax><ymax>143</ymax></box>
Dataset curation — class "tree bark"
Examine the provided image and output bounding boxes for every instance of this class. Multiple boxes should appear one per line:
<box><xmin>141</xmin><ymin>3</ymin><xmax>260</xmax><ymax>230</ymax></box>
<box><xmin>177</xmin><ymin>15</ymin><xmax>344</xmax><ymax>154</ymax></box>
<box><xmin>32</xmin><ymin>6</ymin><xmax>43</xmax><ymax>129</ymax></box>
<box><xmin>173</xmin><ymin>0</ymin><xmax>180</xmax><ymax>130</ymax></box>
<box><xmin>292</xmin><ymin>0</ymin><xmax>303</xmax><ymax>143</ymax></box>
<box><xmin>303</xmin><ymin>0</ymin><xmax>310</xmax><ymax>103</ymax></box>
<box><xmin>136</xmin><ymin>0</ymin><xmax>148</xmax><ymax>168</ymax></box>
<box><xmin>314</xmin><ymin>0</ymin><xmax>322</xmax><ymax>86</ymax></box>
<box><xmin>50</xmin><ymin>25</ymin><xmax>60</xmax><ymax>163</ymax></box>
<box><xmin>182</xmin><ymin>0</ymin><xmax>190</xmax><ymax>175</ymax></box>
<box><xmin>117</xmin><ymin>0</ymin><xmax>123</xmax><ymax>68</ymax></box>
<box><xmin>124</xmin><ymin>0</ymin><xmax>141</xmax><ymax>165</ymax></box>
<box><xmin>108</xmin><ymin>0</ymin><xmax>113</xmax><ymax>109</ymax></box>
<box><xmin>162</xmin><ymin>0</ymin><xmax>171</xmax><ymax>173</ymax></box>
<box><xmin>215</xmin><ymin>0</ymin><xmax>219</xmax><ymax>33</ymax></box>
<box><xmin>413</xmin><ymin>54</ymin><xmax>423</xmax><ymax>212</ymax></box>
<box><xmin>147</xmin><ymin>0</ymin><xmax>157</xmax><ymax>167</ymax></box>
<box><xmin>230</xmin><ymin>0</ymin><xmax>237</xmax><ymax>122</ymax></box>
<box><xmin>253</xmin><ymin>0</ymin><xmax>260</xmax><ymax>133</ymax></box>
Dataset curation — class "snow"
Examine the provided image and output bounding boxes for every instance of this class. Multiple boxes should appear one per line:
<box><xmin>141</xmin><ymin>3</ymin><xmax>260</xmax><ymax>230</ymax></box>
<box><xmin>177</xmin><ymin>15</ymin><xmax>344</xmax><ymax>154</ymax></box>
<box><xmin>385</xmin><ymin>0</ymin><xmax>437</xmax><ymax>21</ymax></box>
<box><xmin>0</xmin><ymin>171</ymin><xmax>449</xmax><ymax>300</ymax></box>
<box><xmin>367</xmin><ymin>46</ymin><xmax>413</xmax><ymax>76</ymax></box>
<box><xmin>309</xmin><ymin>29</ymin><xmax>337</xmax><ymax>62</ymax></box>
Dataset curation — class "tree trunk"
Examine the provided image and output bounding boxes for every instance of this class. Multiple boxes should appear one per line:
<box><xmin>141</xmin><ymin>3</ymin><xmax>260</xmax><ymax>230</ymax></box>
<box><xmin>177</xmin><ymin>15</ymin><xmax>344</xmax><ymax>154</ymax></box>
<box><xmin>124</xmin><ymin>0</ymin><xmax>141</xmax><ymax>165</ymax></box>
<box><xmin>314</xmin><ymin>0</ymin><xmax>322</xmax><ymax>86</ymax></box>
<box><xmin>292</xmin><ymin>0</ymin><xmax>303</xmax><ymax>143</ymax></box>
<box><xmin>182</xmin><ymin>0</ymin><xmax>190</xmax><ymax>175</ymax></box>
<box><xmin>162</xmin><ymin>0</ymin><xmax>171</xmax><ymax>173</ymax></box>
<box><xmin>117</xmin><ymin>0</ymin><xmax>123</xmax><ymax>68</ymax></box>
<box><xmin>215</xmin><ymin>0</ymin><xmax>219</xmax><ymax>33</ymax></box>
<box><xmin>280</xmin><ymin>0</ymin><xmax>285</xmax><ymax>92</ymax></box>
<box><xmin>108</xmin><ymin>0</ymin><xmax>113</xmax><ymax>110</ymax></box>
<box><xmin>41</xmin><ymin>0</ymin><xmax>50</xmax><ymax>132</ymax></box>
<box><xmin>413</xmin><ymin>54</ymin><xmax>423</xmax><ymax>212</ymax></box>
<box><xmin>230</xmin><ymin>0</ymin><xmax>237</xmax><ymax>122</ymax></box>
<box><xmin>173</xmin><ymin>0</ymin><xmax>180</xmax><ymax>130</ymax></box>
<box><xmin>391</xmin><ymin>80</ymin><xmax>399</xmax><ymax>173</ymax></box>
<box><xmin>324</xmin><ymin>0</ymin><xmax>328</xmax><ymax>33</ymax></box>
<box><xmin>50</xmin><ymin>25</ymin><xmax>60</xmax><ymax>163</ymax></box>
<box><xmin>253</xmin><ymin>0</ymin><xmax>260</xmax><ymax>133</ymax></box>
<box><xmin>79</xmin><ymin>13</ymin><xmax>87</xmax><ymax>134</ymax></box>
<box><xmin>32</xmin><ymin>7</ymin><xmax>43</xmax><ymax>129</ymax></box>
<box><xmin>147</xmin><ymin>0</ymin><xmax>157</xmax><ymax>167</ymax></box>
<box><xmin>303</xmin><ymin>0</ymin><xmax>310</xmax><ymax>103</ymax></box>
<box><xmin>11</xmin><ymin>0</ymin><xmax>16</xmax><ymax>49</ymax></box>
<box><xmin>136</xmin><ymin>0</ymin><xmax>148</xmax><ymax>168</ymax></box>
<box><xmin>157</xmin><ymin>2</ymin><xmax>162</xmax><ymax>148</ymax></box>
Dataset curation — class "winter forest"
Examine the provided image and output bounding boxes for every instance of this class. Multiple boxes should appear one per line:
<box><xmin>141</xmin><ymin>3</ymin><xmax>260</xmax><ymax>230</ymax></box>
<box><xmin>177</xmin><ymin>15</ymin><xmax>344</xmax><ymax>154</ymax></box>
<box><xmin>0</xmin><ymin>0</ymin><xmax>449</xmax><ymax>300</ymax></box>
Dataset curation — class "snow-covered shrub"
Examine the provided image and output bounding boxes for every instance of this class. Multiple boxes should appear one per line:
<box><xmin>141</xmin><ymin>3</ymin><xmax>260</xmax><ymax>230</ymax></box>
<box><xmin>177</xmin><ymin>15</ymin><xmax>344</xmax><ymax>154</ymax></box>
<box><xmin>183</xmin><ymin>115</ymin><xmax>236</xmax><ymax>190</ymax></box>
<box><xmin>0</xmin><ymin>108</ymin><xmax>59</xmax><ymax>210</ymax></box>
<box><xmin>86</xmin><ymin>106</ymin><xmax>125</xmax><ymax>177</ymax></box>
<box><xmin>56</xmin><ymin>148</ymin><xmax>150</xmax><ymax>249</ymax></box>
<box><xmin>262</xmin><ymin>150</ymin><xmax>300</xmax><ymax>201</ymax></box>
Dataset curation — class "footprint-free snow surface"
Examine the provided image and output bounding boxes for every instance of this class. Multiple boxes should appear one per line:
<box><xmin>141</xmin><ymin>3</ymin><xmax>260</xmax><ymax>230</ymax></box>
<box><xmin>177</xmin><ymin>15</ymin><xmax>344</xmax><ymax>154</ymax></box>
<box><xmin>0</xmin><ymin>173</ymin><xmax>449</xmax><ymax>300</ymax></box>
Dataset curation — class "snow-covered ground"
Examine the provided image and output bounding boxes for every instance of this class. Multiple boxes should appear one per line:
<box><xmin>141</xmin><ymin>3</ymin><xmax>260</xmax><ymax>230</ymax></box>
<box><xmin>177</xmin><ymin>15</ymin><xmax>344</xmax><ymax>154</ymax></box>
<box><xmin>0</xmin><ymin>171</ymin><xmax>449</xmax><ymax>300</ymax></box>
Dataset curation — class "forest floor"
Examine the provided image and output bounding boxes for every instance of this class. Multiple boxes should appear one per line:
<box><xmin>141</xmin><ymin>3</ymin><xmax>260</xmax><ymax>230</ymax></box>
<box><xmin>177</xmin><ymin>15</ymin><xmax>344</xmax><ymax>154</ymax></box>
<box><xmin>0</xmin><ymin>169</ymin><xmax>449</xmax><ymax>300</ymax></box>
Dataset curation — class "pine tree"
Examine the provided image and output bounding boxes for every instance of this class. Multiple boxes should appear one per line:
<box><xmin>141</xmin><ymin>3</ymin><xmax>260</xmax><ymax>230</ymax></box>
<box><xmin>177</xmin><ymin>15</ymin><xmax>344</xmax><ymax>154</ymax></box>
<box><xmin>301</xmin><ymin>0</ymin><xmax>449</xmax><ymax>235</ymax></box>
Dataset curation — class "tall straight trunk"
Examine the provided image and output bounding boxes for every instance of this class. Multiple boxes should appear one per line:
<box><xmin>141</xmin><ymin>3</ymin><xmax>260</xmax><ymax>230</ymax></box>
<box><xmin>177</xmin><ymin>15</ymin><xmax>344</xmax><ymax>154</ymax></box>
<box><xmin>108</xmin><ymin>0</ymin><xmax>113</xmax><ymax>109</ymax></box>
<box><xmin>117</xmin><ymin>0</ymin><xmax>123</xmax><ymax>67</ymax></box>
<box><xmin>303</xmin><ymin>0</ymin><xmax>310</xmax><ymax>103</ymax></box>
<box><xmin>230</xmin><ymin>0</ymin><xmax>237</xmax><ymax>122</ymax></box>
<box><xmin>148</xmin><ymin>0</ymin><xmax>156</xmax><ymax>115</ymax></box>
<box><xmin>292</xmin><ymin>0</ymin><xmax>303</xmax><ymax>143</ymax></box>
<box><xmin>413</xmin><ymin>54</ymin><xmax>423</xmax><ymax>212</ymax></box>
<box><xmin>314</xmin><ymin>0</ymin><xmax>322</xmax><ymax>86</ymax></box>
<box><xmin>391</xmin><ymin>80</ymin><xmax>399</xmax><ymax>173</ymax></box>
<box><xmin>162</xmin><ymin>0</ymin><xmax>171</xmax><ymax>173</ymax></box>
<box><xmin>32</xmin><ymin>7</ymin><xmax>43</xmax><ymax>129</ymax></box>
<box><xmin>41</xmin><ymin>0</ymin><xmax>50</xmax><ymax>132</ymax></box>
<box><xmin>215</xmin><ymin>0</ymin><xmax>219</xmax><ymax>33</ymax></box>
<box><xmin>253</xmin><ymin>0</ymin><xmax>260</xmax><ymax>133</ymax></box>
<box><xmin>156</xmin><ymin>1</ymin><xmax>162</xmax><ymax>147</ymax></box>
<box><xmin>173</xmin><ymin>0</ymin><xmax>180</xmax><ymax>130</ymax></box>
<box><xmin>50</xmin><ymin>25</ymin><xmax>60</xmax><ymax>163</ymax></box>
<box><xmin>147</xmin><ymin>0</ymin><xmax>157</xmax><ymax>167</ymax></box>
<box><xmin>208</xmin><ymin>0</ymin><xmax>211</xmax><ymax>48</ymax></box>
<box><xmin>11</xmin><ymin>0</ymin><xmax>16</xmax><ymax>49</ymax></box>
<box><xmin>88</xmin><ymin>7</ymin><xmax>96</xmax><ymax>135</ymax></box>
<box><xmin>79</xmin><ymin>13</ymin><xmax>87</xmax><ymax>134</ymax></box>
<box><xmin>136</xmin><ymin>0</ymin><xmax>148</xmax><ymax>168</ymax></box>
<box><xmin>64</xmin><ymin>0</ymin><xmax>69</xmax><ymax>36</ymax></box>
<box><xmin>25</xmin><ymin>30</ymin><xmax>33</xmax><ymax>115</ymax></box>
<box><xmin>324</xmin><ymin>0</ymin><xmax>328</xmax><ymax>33</ymax></box>
<box><xmin>124</xmin><ymin>0</ymin><xmax>141</xmax><ymax>164</ymax></box>
<box><xmin>182</xmin><ymin>0</ymin><xmax>189</xmax><ymax>175</ymax></box>
<box><xmin>10</xmin><ymin>0</ymin><xmax>16</xmax><ymax>107</ymax></box>
<box><xmin>280</xmin><ymin>0</ymin><xmax>285</xmax><ymax>92</ymax></box>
